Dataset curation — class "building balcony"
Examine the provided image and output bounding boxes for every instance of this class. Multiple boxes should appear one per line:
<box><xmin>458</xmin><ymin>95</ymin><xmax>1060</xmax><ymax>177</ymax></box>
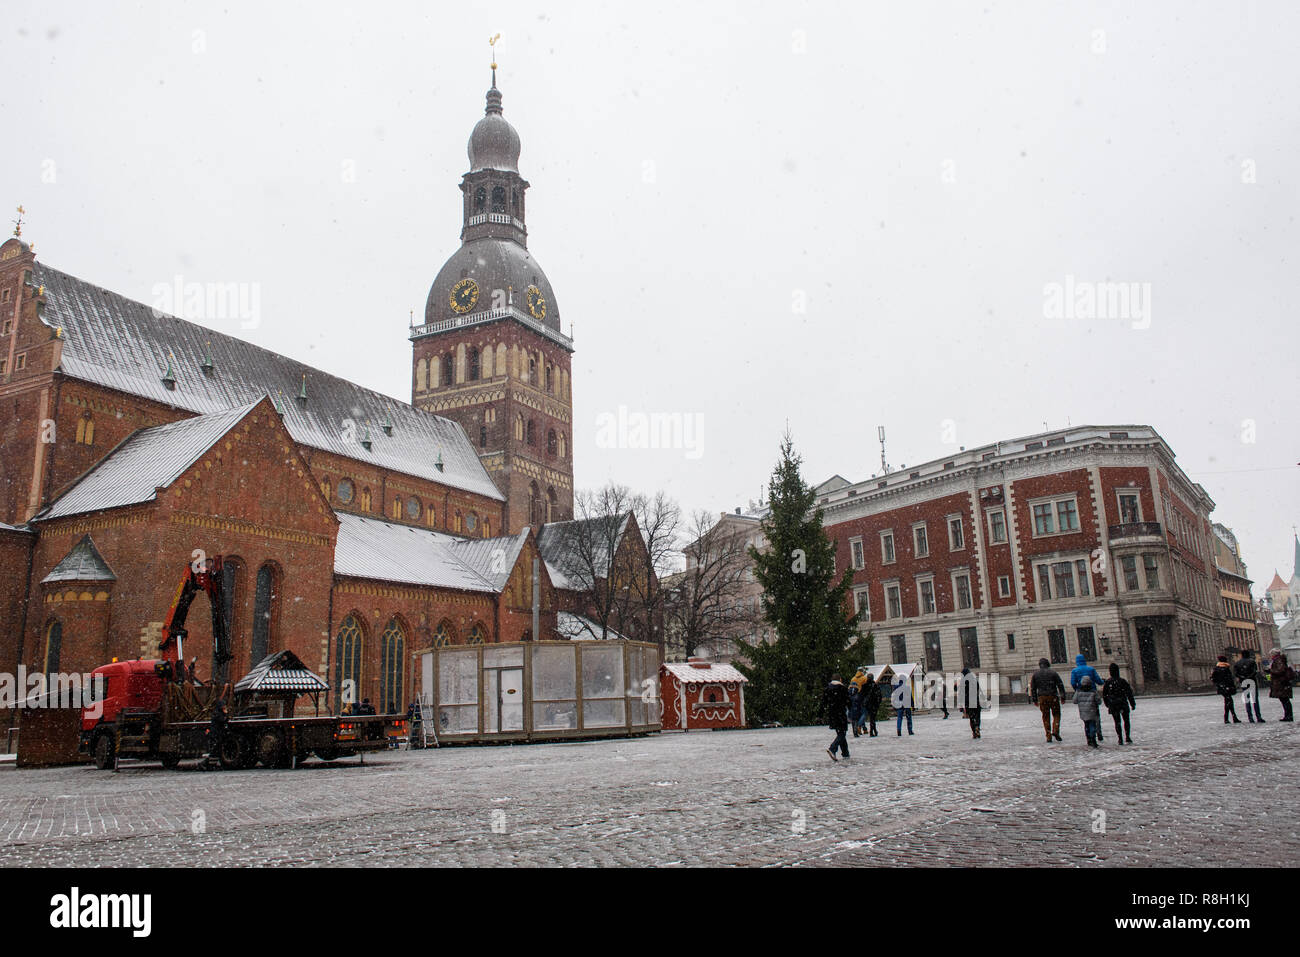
<box><xmin>1108</xmin><ymin>521</ymin><xmax>1164</xmax><ymax>544</ymax></box>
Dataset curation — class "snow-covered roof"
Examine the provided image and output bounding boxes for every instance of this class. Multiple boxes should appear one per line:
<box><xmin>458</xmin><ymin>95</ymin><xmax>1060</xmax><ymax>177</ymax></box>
<box><xmin>41</xmin><ymin>534</ymin><xmax>116</xmax><ymax>583</ymax></box>
<box><xmin>334</xmin><ymin>513</ymin><xmax>530</xmax><ymax>594</ymax></box>
<box><xmin>662</xmin><ymin>661</ymin><xmax>748</xmax><ymax>684</ymax></box>
<box><xmin>36</xmin><ymin>262</ymin><xmax>503</xmax><ymax>502</ymax></box>
<box><xmin>234</xmin><ymin>650</ymin><xmax>329</xmax><ymax>695</ymax></box>
<box><xmin>555</xmin><ymin>611</ymin><xmax>628</xmax><ymax>641</ymax></box>
<box><xmin>38</xmin><ymin>402</ymin><xmax>260</xmax><ymax>521</ymax></box>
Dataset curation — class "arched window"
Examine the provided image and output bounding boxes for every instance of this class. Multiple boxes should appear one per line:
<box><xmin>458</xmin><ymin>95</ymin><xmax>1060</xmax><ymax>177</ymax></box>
<box><xmin>360</xmin><ymin>488</ymin><xmax>372</xmax><ymax>511</ymax></box>
<box><xmin>546</xmin><ymin>365</ymin><xmax>554</xmax><ymax>394</ymax></box>
<box><xmin>380</xmin><ymin>618</ymin><xmax>406</xmax><ymax>715</ymax></box>
<box><xmin>474</xmin><ymin>186</ymin><xmax>486</xmax><ymax>214</ymax></box>
<box><xmin>547</xmin><ymin>429</ymin><xmax>557</xmax><ymax>457</ymax></box>
<box><xmin>220</xmin><ymin>557</ymin><xmax>245</xmax><ymax>664</ymax></box>
<box><xmin>392</xmin><ymin>496</ymin><xmax>403</xmax><ymax>520</ymax></box>
<box><xmin>515</xmin><ymin>413</ymin><xmax>525</xmax><ymax>441</ymax></box>
<box><xmin>466</xmin><ymin>511</ymin><xmax>478</xmax><ymax>533</ymax></box>
<box><xmin>527</xmin><ymin>420</ymin><xmax>536</xmax><ymax>446</ymax></box>
<box><xmin>528</xmin><ymin>356</ymin><xmax>536</xmax><ymax>385</ymax></box>
<box><xmin>434</xmin><ymin>620</ymin><xmax>456</xmax><ymax>647</ymax></box>
<box><xmin>454</xmin><ymin>510</ymin><xmax>463</xmax><ymax>533</ymax></box>
<box><xmin>558</xmin><ymin>432</ymin><xmax>567</xmax><ymax>459</ymax></box>
<box><xmin>467</xmin><ymin>622</ymin><xmax>486</xmax><ymax>645</ymax></box>
<box><xmin>406</xmin><ymin>496</ymin><xmax>421</xmax><ymax>522</ymax></box>
<box><xmin>251</xmin><ymin>563</ymin><xmax>279</xmax><ymax>667</ymax></box>
<box><xmin>416</xmin><ymin>358</ymin><xmax>427</xmax><ymax>392</ymax></box>
<box><xmin>76</xmin><ymin>413</ymin><xmax>95</xmax><ymax>445</ymax></box>
<box><xmin>511</xmin><ymin>189</ymin><xmax>519</xmax><ymax>214</ymax></box>
<box><xmin>547</xmin><ymin>486</ymin><xmax>558</xmax><ymax>523</ymax></box>
<box><xmin>335</xmin><ymin>614</ymin><xmax>363</xmax><ymax>712</ymax></box>
<box><xmin>441</xmin><ymin>353</ymin><xmax>454</xmax><ymax>387</ymax></box>
<box><xmin>491</xmin><ymin>185</ymin><xmax>506</xmax><ymax>213</ymax></box>
<box><xmin>337</xmin><ymin>478</ymin><xmax>354</xmax><ymax>504</ymax></box>
<box><xmin>479</xmin><ymin>425</ymin><xmax>487</xmax><ymax>448</ymax></box>
<box><xmin>42</xmin><ymin>619</ymin><xmax>62</xmax><ymax>675</ymax></box>
<box><xmin>529</xmin><ymin>481</ymin><xmax>541</xmax><ymax>526</ymax></box>
<box><xmin>427</xmin><ymin>503</ymin><xmax>437</xmax><ymax>526</ymax></box>
<box><xmin>468</xmin><ymin>347</ymin><xmax>480</xmax><ymax>381</ymax></box>
<box><xmin>483</xmin><ymin>518</ymin><xmax>491</xmax><ymax>537</ymax></box>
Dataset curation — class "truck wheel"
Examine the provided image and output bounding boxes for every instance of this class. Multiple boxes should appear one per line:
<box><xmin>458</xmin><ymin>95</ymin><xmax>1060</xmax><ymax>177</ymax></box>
<box><xmin>314</xmin><ymin>748</ymin><xmax>339</xmax><ymax>762</ymax></box>
<box><xmin>256</xmin><ymin>731</ymin><xmax>285</xmax><ymax>768</ymax></box>
<box><xmin>92</xmin><ymin>734</ymin><xmax>115</xmax><ymax>770</ymax></box>
<box><xmin>218</xmin><ymin>735</ymin><xmax>247</xmax><ymax>770</ymax></box>
<box><xmin>239</xmin><ymin>740</ymin><xmax>259</xmax><ymax>769</ymax></box>
<box><xmin>160</xmin><ymin>754</ymin><xmax>181</xmax><ymax>770</ymax></box>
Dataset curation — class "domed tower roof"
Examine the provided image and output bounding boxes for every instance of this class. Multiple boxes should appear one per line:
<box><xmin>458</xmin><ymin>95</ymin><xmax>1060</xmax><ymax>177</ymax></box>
<box><xmin>468</xmin><ymin>74</ymin><xmax>521</xmax><ymax>173</ymax></box>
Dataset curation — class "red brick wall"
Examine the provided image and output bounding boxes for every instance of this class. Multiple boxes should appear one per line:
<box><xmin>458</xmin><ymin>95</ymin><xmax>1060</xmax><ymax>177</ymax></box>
<box><xmin>1011</xmin><ymin>468</ymin><xmax>1102</xmax><ymax>600</ymax></box>
<box><xmin>1097</xmin><ymin>466</ymin><xmax>1157</xmax><ymax>527</ymax></box>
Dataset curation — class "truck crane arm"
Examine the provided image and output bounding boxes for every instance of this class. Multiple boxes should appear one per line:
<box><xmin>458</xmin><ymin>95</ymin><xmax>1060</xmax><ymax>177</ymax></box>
<box><xmin>157</xmin><ymin>556</ymin><xmax>231</xmax><ymax>685</ymax></box>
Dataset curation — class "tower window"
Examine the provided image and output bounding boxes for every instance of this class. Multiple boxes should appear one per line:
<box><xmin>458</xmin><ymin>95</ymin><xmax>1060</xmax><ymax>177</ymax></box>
<box><xmin>441</xmin><ymin>353</ymin><xmax>454</xmax><ymax>387</ymax></box>
<box><xmin>511</xmin><ymin>190</ymin><xmax>519</xmax><ymax>213</ymax></box>
<box><xmin>468</xmin><ymin>347</ymin><xmax>480</xmax><ymax>381</ymax></box>
<box><xmin>474</xmin><ymin>187</ymin><xmax>486</xmax><ymax>214</ymax></box>
<box><xmin>547</xmin><ymin>429</ymin><xmax>556</xmax><ymax>457</ymax></box>
<box><xmin>491</xmin><ymin>186</ymin><xmax>506</xmax><ymax>213</ymax></box>
<box><xmin>76</xmin><ymin>413</ymin><xmax>95</xmax><ymax>446</ymax></box>
<box><xmin>479</xmin><ymin>425</ymin><xmax>487</xmax><ymax>448</ymax></box>
<box><xmin>528</xmin><ymin>357</ymin><xmax>536</xmax><ymax>385</ymax></box>
<box><xmin>527</xmin><ymin>420</ymin><xmax>536</xmax><ymax>446</ymax></box>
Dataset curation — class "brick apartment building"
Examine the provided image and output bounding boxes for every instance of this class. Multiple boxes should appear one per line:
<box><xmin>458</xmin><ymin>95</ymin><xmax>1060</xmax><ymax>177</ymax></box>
<box><xmin>819</xmin><ymin>426</ymin><xmax>1227</xmax><ymax>695</ymax></box>
<box><xmin>0</xmin><ymin>70</ymin><xmax>596</xmax><ymax>716</ymax></box>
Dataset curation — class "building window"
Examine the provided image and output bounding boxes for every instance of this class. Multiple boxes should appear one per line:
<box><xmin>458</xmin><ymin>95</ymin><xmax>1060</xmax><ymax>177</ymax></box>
<box><xmin>885</xmin><ymin>583</ymin><xmax>902</xmax><ymax>620</ymax></box>
<box><xmin>528</xmin><ymin>356</ymin><xmax>536</xmax><ymax>385</ymax></box>
<box><xmin>881</xmin><ymin>531</ymin><xmax>895</xmax><ymax>564</ymax></box>
<box><xmin>558</xmin><ymin>432</ymin><xmax>567</xmax><ymax>459</ymax></box>
<box><xmin>1032</xmin><ymin>496</ymin><xmax>1080</xmax><ymax>536</ymax></box>
<box><xmin>923</xmin><ymin>631</ymin><xmax>942</xmax><ymax>672</ymax></box>
<box><xmin>454</xmin><ymin>510</ymin><xmax>463</xmax><ymax>533</ymax></box>
<box><xmin>850</xmin><ymin>539</ymin><xmax>864</xmax><ymax>570</ymax></box>
<box><xmin>1075</xmin><ymin>559</ymin><xmax>1091</xmax><ymax>596</ymax></box>
<box><xmin>1077</xmin><ymin>626</ymin><xmax>1098</xmax><ymax>662</ymax></box>
<box><xmin>987</xmin><ymin>509</ymin><xmax>1007</xmax><ymax>544</ymax></box>
<box><xmin>391</xmin><ymin>496</ymin><xmax>403</xmax><ymax>520</ymax></box>
<box><xmin>359</xmin><ymin>488</ymin><xmax>372</xmax><ymax>511</ymax></box>
<box><xmin>466</xmin><ymin>511</ymin><xmax>478</xmax><ymax>533</ymax></box>
<box><xmin>426</xmin><ymin>503</ymin><xmax>437</xmax><ymax>526</ymax></box>
<box><xmin>1120</xmin><ymin>555</ymin><xmax>1139</xmax><ymax>591</ymax></box>
<box><xmin>491</xmin><ymin>185</ymin><xmax>506</xmax><ymax>213</ymax></box>
<box><xmin>527</xmin><ymin>419</ymin><xmax>536</xmax><ymax>446</ymax></box>
<box><xmin>337</xmin><ymin>478</ymin><xmax>354</xmax><ymax>504</ymax></box>
<box><xmin>912</xmin><ymin>523</ymin><xmax>929</xmax><ymax>558</ymax></box>
<box><xmin>953</xmin><ymin>573</ymin><xmax>972</xmax><ymax>610</ymax></box>
<box><xmin>998</xmin><ymin>575</ymin><xmax>1011</xmax><ymax>598</ymax></box>
<box><xmin>76</xmin><ymin>413</ymin><xmax>95</xmax><ymax>445</ymax></box>
<box><xmin>948</xmin><ymin>517</ymin><xmax>964</xmax><ymax>550</ymax></box>
<box><xmin>852</xmin><ymin>587</ymin><xmax>870</xmax><ymax>619</ymax></box>
<box><xmin>1118</xmin><ymin>491</ymin><xmax>1141</xmax><ymax>524</ymax></box>
<box><xmin>468</xmin><ymin>347</ymin><xmax>480</xmax><ymax>381</ymax></box>
<box><xmin>474</xmin><ymin>186</ymin><xmax>487</xmax><ymax>213</ymax></box>
<box><xmin>43</xmin><ymin>619</ymin><xmax>62</xmax><ymax>675</ymax></box>
<box><xmin>406</xmin><ymin>497</ymin><xmax>421</xmax><ymax>521</ymax></box>
<box><xmin>1006</xmin><ymin>632</ymin><xmax>1015</xmax><ymax>651</ymax></box>
<box><xmin>547</xmin><ymin>429</ymin><xmax>557</xmax><ymax>457</ymax></box>
<box><xmin>442</xmin><ymin>353</ymin><xmax>454</xmax><ymax>386</ymax></box>
<box><xmin>467</xmin><ymin>623</ymin><xmax>486</xmax><ymax>645</ymax></box>
<box><xmin>1034</xmin><ymin>559</ymin><xmax>1090</xmax><ymax>601</ymax></box>
<box><xmin>380</xmin><ymin>618</ymin><xmax>406</xmax><ymax>715</ymax></box>
<box><xmin>335</xmin><ymin>614</ymin><xmax>363</xmax><ymax>712</ymax></box>
<box><xmin>1047</xmin><ymin>628</ymin><xmax>1068</xmax><ymax>663</ymax></box>
<box><xmin>889</xmin><ymin>634</ymin><xmax>908</xmax><ymax>663</ymax></box>
<box><xmin>14</xmin><ymin>353</ymin><xmax>25</xmax><ymax>371</ymax></box>
<box><xmin>251</xmin><ymin>563</ymin><xmax>279</xmax><ymax>666</ymax></box>
<box><xmin>1143</xmin><ymin>554</ymin><xmax>1160</xmax><ymax>589</ymax></box>
<box><xmin>959</xmin><ymin>627</ymin><xmax>979</xmax><ymax>669</ymax></box>
<box><xmin>546</xmin><ymin>487</ymin><xmax>557</xmax><ymax>523</ymax></box>
<box><xmin>1</xmin><ymin>318</ymin><xmax>10</xmax><ymax>334</ymax></box>
<box><xmin>433</xmin><ymin>620</ymin><xmax>455</xmax><ymax>647</ymax></box>
<box><xmin>918</xmin><ymin>578</ymin><xmax>936</xmax><ymax>615</ymax></box>
<box><xmin>515</xmin><ymin>413</ymin><xmax>525</xmax><ymax>441</ymax></box>
<box><xmin>0</xmin><ymin>359</ymin><xmax>6</xmax><ymax>375</ymax></box>
<box><xmin>480</xmin><ymin>425</ymin><xmax>488</xmax><ymax>448</ymax></box>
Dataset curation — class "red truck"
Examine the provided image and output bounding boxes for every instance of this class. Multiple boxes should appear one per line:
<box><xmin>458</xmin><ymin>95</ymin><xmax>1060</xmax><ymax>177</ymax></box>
<box><xmin>79</xmin><ymin>556</ymin><xmax>404</xmax><ymax>770</ymax></box>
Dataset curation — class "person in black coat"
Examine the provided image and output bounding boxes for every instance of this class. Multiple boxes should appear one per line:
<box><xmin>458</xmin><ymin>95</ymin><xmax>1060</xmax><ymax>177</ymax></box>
<box><xmin>1101</xmin><ymin>662</ymin><xmax>1137</xmax><ymax>743</ymax></box>
<box><xmin>823</xmin><ymin>676</ymin><xmax>850</xmax><ymax>761</ymax></box>
<box><xmin>862</xmin><ymin>674</ymin><xmax>881</xmax><ymax>737</ymax></box>
<box><xmin>1211</xmin><ymin>656</ymin><xmax>1241</xmax><ymax>724</ymax></box>
<box><xmin>959</xmin><ymin>667</ymin><xmax>982</xmax><ymax>738</ymax></box>
<box><xmin>1233</xmin><ymin>650</ymin><xmax>1265</xmax><ymax>722</ymax></box>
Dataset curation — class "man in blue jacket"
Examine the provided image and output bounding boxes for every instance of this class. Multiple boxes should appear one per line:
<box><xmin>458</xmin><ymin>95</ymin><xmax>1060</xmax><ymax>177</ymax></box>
<box><xmin>1070</xmin><ymin>654</ymin><xmax>1107</xmax><ymax>742</ymax></box>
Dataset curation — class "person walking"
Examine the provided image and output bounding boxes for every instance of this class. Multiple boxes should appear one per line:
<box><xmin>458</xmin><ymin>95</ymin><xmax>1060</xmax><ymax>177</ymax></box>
<box><xmin>1101</xmin><ymin>662</ymin><xmax>1137</xmax><ymax>743</ymax></box>
<box><xmin>1075</xmin><ymin>676</ymin><xmax>1102</xmax><ymax>748</ymax></box>
<box><xmin>1269</xmin><ymin>650</ymin><xmax>1294</xmax><ymax>722</ymax></box>
<box><xmin>1070</xmin><ymin>654</ymin><xmax>1107</xmax><ymax>741</ymax></box>
<box><xmin>1234</xmin><ymin>649</ymin><xmax>1265</xmax><ymax>723</ymax></box>
<box><xmin>1211</xmin><ymin>655</ymin><xmax>1242</xmax><ymax>724</ymax></box>
<box><xmin>823</xmin><ymin>674</ymin><xmax>851</xmax><ymax>761</ymax></box>
<box><xmin>893</xmin><ymin>674</ymin><xmax>914</xmax><ymax>736</ymax></box>
<box><xmin>959</xmin><ymin>667</ymin><xmax>982</xmax><ymax>739</ymax></box>
<box><xmin>1030</xmin><ymin>658</ymin><xmax>1065</xmax><ymax>743</ymax></box>
<box><xmin>862</xmin><ymin>673</ymin><xmax>881</xmax><ymax>737</ymax></box>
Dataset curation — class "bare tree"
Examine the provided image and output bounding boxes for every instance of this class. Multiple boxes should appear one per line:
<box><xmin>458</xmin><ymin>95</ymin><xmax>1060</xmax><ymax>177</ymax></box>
<box><xmin>547</xmin><ymin>483</ymin><xmax>637</xmax><ymax>641</ymax></box>
<box><xmin>621</xmin><ymin>490</ymin><xmax>681</xmax><ymax>655</ymax></box>
<box><xmin>664</xmin><ymin>509</ymin><xmax>762</xmax><ymax>661</ymax></box>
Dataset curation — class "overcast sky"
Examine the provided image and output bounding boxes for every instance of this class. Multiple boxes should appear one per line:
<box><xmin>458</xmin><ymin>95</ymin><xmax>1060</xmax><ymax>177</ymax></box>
<box><xmin>5</xmin><ymin>0</ymin><xmax>1298</xmax><ymax>594</ymax></box>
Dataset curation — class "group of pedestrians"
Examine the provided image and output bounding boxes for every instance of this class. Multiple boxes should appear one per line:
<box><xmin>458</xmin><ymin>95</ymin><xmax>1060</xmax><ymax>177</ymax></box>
<box><xmin>1212</xmin><ymin>648</ymin><xmax>1293</xmax><ymax>723</ymax></box>
<box><xmin>1028</xmin><ymin>655</ymin><xmax>1134</xmax><ymax>748</ymax></box>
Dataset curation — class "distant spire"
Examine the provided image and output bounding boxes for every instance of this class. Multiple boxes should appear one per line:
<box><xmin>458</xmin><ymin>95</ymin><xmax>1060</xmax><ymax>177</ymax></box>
<box><xmin>486</xmin><ymin>32</ymin><xmax>503</xmax><ymax>114</ymax></box>
<box><xmin>12</xmin><ymin>205</ymin><xmax>24</xmax><ymax>239</ymax></box>
<box><xmin>297</xmin><ymin>373</ymin><xmax>307</xmax><ymax>403</ymax></box>
<box><xmin>1293</xmin><ymin>531</ymin><xmax>1299</xmax><ymax>580</ymax></box>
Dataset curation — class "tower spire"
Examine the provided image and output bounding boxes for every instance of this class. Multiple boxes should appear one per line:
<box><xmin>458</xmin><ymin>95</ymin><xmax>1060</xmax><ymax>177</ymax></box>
<box><xmin>489</xmin><ymin>32</ymin><xmax>501</xmax><ymax>89</ymax></box>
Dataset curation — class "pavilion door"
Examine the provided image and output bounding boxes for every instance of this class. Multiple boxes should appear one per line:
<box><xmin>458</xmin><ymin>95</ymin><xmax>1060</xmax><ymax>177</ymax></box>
<box><xmin>486</xmin><ymin>668</ymin><xmax>524</xmax><ymax>733</ymax></box>
<box><xmin>1137</xmin><ymin>625</ymin><xmax>1160</xmax><ymax>683</ymax></box>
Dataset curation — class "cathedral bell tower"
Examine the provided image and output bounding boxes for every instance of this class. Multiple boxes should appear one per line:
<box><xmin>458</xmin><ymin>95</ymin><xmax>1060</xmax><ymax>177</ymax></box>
<box><xmin>410</xmin><ymin>63</ymin><xmax>575</xmax><ymax>535</ymax></box>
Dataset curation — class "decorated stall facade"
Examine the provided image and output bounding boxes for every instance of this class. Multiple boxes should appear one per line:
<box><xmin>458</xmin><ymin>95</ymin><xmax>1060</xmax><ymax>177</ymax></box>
<box><xmin>660</xmin><ymin>658</ymin><xmax>748</xmax><ymax>731</ymax></box>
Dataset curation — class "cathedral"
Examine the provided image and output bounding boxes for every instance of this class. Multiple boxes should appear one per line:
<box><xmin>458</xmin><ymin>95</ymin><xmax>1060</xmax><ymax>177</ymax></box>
<box><xmin>0</xmin><ymin>69</ymin><xmax>587</xmax><ymax>716</ymax></box>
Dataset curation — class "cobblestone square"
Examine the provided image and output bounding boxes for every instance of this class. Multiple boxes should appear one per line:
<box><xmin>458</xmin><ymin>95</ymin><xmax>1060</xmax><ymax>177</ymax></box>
<box><xmin>0</xmin><ymin>694</ymin><xmax>1295</xmax><ymax>867</ymax></box>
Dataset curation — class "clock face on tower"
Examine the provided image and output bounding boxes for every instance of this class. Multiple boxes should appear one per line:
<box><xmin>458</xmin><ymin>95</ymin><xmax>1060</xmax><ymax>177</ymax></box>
<box><xmin>526</xmin><ymin>284</ymin><xmax>546</xmax><ymax>320</ymax></box>
<box><xmin>450</xmin><ymin>278</ymin><xmax>480</xmax><ymax>314</ymax></box>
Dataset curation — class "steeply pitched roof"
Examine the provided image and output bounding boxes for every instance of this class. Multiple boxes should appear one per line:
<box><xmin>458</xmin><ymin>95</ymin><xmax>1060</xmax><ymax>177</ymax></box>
<box><xmin>38</xmin><ymin>402</ymin><xmax>260</xmax><ymax>521</ymax></box>
<box><xmin>36</xmin><ymin>262</ymin><xmax>502</xmax><ymax>502</ymax></box>
<box><xmin>333</xmin><ymin>513</ymin><xmax>530</xmax><ymax>593</ymax></box>
<box><xmin>537</xmin><ymin>513</ymin><xmax>632</xmax><ymax>587</ymax></box>
<box><xmin>1269</xmin><ymin>572</ymin><xmax>1289</xmax><ymax>591</ymax></box>
<box><xmin>233</xmin><ymin>650</ymin><xmax>329</xmax><ymax>695</ymax></box>
<box><xmin>41</xmin><ymin>534</ymin><xmax>117</xmax><ymax>583</ymax></box>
